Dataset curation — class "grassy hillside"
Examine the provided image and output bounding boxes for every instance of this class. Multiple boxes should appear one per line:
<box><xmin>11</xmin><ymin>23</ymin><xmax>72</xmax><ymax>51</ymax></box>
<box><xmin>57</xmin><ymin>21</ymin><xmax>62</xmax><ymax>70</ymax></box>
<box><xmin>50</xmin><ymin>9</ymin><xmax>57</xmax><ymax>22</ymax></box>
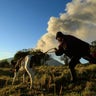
<box><xmin>0</xmin><ymin>63</ymin><xmax>96</xmax><ymax>96</ymax></box>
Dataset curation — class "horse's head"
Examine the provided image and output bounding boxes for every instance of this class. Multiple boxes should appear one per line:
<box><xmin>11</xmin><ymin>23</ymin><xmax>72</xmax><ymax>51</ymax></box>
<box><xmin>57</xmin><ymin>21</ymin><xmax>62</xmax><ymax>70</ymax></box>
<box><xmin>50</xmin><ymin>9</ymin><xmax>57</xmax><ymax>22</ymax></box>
<box><xmin>29</xmin><ymin>52</ymin><xmax>50</xmax><ymax>66</ymax></box>
<box><xmin>37</xmin><ymin>52</ymin><xmax>50</xmax><ymax>65</ymax></box>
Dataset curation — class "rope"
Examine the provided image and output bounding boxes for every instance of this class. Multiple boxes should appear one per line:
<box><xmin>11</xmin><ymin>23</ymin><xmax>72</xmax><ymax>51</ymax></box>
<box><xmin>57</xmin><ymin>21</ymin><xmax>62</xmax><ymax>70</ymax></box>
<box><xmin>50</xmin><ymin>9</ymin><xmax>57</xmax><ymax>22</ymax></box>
<box><xmin>42</xmin><ymin>48</ymin><xmax>56</xmax><ymax>65</ymax></box>
<box><xmin>44</xmin><ymin>48</ymin><xmax>55</xmax><ymax>53</ymax></box>
<box><xmin>46</xmin><ymin>51</ymin><xmax>55</xmax><ymax>53</ymax></box>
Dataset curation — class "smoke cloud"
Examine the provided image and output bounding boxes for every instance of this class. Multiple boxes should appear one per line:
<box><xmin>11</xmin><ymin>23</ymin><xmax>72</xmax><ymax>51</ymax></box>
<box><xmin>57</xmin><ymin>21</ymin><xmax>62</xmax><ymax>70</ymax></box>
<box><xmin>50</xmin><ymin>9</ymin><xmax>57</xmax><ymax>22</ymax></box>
<box><xmin>36</xmin><ymin>0</ymin><xmax>96</xmax><ymax>52</ymax></box>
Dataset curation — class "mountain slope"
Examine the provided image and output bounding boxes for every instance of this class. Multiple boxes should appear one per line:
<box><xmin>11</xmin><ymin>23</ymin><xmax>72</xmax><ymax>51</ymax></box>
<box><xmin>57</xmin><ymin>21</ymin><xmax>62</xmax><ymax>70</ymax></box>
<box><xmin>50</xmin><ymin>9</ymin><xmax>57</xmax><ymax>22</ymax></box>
<box><xmin>0</xmin><ymin>64</ymin><xmax>96</xmax><ymax>95</ymax></box>
<box><xmin>46</xmin><ymin>58</ymin><xmax>63</xmax><ymax>66</ymax></box>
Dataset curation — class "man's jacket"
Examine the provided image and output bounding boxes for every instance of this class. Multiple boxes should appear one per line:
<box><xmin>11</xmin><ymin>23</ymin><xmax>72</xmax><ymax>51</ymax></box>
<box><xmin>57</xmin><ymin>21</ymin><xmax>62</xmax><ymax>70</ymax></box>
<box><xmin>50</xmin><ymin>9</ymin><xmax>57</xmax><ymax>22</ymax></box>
<box><xmin>55</xmin><ymin>35</ymin><xmax>90</xmax><ymax>58</ymax></box>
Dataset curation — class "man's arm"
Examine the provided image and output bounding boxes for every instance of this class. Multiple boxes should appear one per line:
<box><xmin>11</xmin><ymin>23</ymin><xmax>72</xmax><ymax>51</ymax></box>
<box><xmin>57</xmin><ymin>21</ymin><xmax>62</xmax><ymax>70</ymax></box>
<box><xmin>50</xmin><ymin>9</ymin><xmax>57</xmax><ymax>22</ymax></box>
<box><xmin>55</xmin><ymin>46</ymin><xmax>64</xmax><ymax>56</ymax></box>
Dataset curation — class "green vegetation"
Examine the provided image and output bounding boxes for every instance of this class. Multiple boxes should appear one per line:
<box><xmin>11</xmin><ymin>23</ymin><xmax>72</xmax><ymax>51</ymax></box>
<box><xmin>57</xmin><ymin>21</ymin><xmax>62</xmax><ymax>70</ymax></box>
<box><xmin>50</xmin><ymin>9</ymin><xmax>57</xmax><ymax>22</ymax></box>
<box><xmin>0</xmin><ymin>59</ymin><xmax>9</xmax><ymax>68</ymax></box>
<box><xmin>0</xmin><ymin>63</ymin><xmax>96</xmax><ymax>96</ymax></box>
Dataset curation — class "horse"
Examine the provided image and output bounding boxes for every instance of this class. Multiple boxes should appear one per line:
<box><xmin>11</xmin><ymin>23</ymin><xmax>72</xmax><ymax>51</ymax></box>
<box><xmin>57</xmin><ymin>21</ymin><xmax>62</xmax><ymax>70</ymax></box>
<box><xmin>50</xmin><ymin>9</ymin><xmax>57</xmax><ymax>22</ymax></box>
<box><xmin>11</xmin><ymin>52</ymin><xmax>49</xmax><ymax>89</ymax></box>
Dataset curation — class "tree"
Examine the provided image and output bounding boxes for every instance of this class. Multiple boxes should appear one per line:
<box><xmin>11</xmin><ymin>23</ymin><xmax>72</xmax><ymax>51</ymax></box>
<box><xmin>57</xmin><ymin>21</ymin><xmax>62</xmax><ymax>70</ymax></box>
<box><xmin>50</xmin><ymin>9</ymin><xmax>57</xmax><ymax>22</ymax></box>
<box><xmin>91</xmin><ymin>40</ymin><xmax>96</xmax><ymax>46</ymax></box>
<box><xmin>91</xmin><ymin>40</ymin><xmax>96</xmax><ymax>58</ymax></box>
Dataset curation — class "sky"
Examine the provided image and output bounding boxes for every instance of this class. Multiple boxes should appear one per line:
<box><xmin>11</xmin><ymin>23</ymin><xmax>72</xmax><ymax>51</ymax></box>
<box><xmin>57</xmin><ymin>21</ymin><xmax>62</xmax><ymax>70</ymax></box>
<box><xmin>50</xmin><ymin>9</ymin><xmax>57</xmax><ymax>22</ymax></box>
<box><xmin>0</xmin><ymin>0</ymin><xmax>96</xmax><ymax>63</ymax></box>
<box><xmin>0</xmin><ymin>0</ymin><xmax>71</xmax><ymax>60</ymax></box>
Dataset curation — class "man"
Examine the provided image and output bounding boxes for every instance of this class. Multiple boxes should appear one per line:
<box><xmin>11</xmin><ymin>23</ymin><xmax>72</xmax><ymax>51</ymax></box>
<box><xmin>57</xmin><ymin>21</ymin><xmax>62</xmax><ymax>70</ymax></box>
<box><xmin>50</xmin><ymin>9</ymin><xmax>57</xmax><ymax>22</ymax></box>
<box><xmin>55</xmin><ymin>32</ymin><xmax>96</xmax><ymax>82</ymax></box>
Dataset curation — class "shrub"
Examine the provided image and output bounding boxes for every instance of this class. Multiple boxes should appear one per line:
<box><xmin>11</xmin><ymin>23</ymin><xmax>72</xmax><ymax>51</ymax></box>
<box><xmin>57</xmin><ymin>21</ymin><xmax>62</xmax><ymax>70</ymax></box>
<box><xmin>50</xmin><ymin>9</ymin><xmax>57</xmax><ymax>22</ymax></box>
<box><xmin>0</xmin><ymin>59</ymin><xmax>9</xmax><ymax>67</ymax></box>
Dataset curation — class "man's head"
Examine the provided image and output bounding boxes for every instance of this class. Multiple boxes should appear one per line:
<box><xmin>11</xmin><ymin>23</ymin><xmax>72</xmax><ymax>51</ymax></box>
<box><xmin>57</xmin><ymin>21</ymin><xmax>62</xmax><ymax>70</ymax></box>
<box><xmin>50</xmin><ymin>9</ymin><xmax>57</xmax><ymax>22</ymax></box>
<box><xmin>56</xmin><ymin>32</ymin><xmax>64</xmax><ymax>39</ymax></box>
<box><xmin>56</xmin><ymin>32</ymin><xmax>64</xmax><ymax>42</ymax></box>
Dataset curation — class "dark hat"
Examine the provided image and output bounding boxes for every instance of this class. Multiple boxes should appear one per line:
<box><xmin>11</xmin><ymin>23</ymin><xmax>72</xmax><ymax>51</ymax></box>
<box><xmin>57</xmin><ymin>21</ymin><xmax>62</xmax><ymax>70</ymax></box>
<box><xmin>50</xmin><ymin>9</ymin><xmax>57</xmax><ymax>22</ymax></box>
<box><xmin>56</xmin><ymin>31</ymin><xmax>63</xmax><ymax>39</ymax></box>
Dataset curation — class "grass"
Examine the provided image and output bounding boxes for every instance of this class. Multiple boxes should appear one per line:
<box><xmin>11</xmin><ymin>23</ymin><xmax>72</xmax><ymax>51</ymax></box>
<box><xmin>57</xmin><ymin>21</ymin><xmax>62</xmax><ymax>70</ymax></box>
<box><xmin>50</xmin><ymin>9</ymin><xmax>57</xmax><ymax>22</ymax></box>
<box><xmin>0</xmin><ymin>64</ymin><xmax>96</xmax><ymax>96</ymax></box>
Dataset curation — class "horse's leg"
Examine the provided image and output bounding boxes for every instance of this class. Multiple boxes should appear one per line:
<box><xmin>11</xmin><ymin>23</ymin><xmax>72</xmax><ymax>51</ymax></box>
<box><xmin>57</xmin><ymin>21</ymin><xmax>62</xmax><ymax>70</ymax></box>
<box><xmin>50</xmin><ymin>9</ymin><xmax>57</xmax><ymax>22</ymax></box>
<box><xmin>26</xmin><ymin>68</ymin><xmax>35</xmax><ymax>89</ymax></box>
<box><xmin>24</xmin><ymin>56</ymin><xmax>35</xmax><ymax>89</ymax></box>
<box><xmin>23</xmin><ymin>73</ymin><xmax>25</xmax><ymax>83</ymax></box>
<box><xmin>12</xmin><ymin>70</ymin><xmax>21</xmax><ymax>85</ymax></box>
<box><xmin>12</xmin><ymin>71</ymin><xmax>17</xmax><ymax>85</ymax></box>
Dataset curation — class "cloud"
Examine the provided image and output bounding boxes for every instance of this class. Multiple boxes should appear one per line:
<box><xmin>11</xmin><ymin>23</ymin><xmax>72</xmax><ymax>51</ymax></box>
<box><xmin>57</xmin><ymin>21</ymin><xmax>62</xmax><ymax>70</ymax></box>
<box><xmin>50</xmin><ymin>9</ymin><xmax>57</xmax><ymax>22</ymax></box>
<box><xmin>36</xmin><ymin>33</ymin><xmax>58</xmax><ymax>52</ymax></box>
<box><xmin>66</xmin><ymin>0</ymin><xmax>96</xmax><ymax>24</ymax></box>
<box><xmin>36</xmin><ymin>0</ymin><xmax>96</xmax><ymax>52</ymax></box>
